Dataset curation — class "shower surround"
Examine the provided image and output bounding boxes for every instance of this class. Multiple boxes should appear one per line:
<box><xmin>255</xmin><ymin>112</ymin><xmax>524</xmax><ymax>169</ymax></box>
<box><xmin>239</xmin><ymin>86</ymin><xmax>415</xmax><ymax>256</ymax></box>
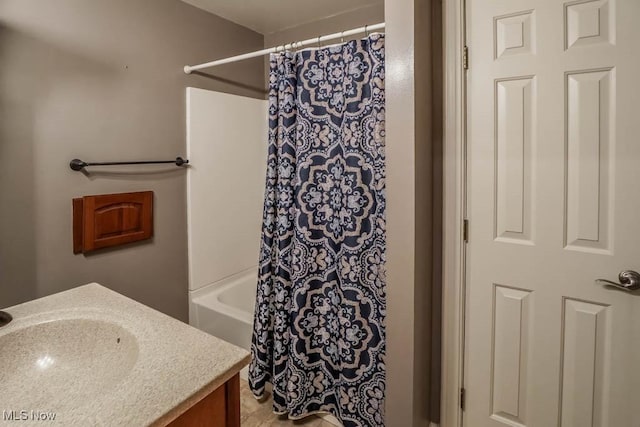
<box><xmin>250</xmin><ymin>34</ymin><xmax>386</xmax><ymax>427</ymax></box>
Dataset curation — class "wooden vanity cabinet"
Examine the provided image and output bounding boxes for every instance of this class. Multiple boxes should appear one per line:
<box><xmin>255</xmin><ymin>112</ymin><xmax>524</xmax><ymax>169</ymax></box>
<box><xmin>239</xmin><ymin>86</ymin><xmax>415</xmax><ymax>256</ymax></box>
<box><xmin>168</xmin><ymin>374</ymin><xmax>240</xmax><ymax>427</ymax></box>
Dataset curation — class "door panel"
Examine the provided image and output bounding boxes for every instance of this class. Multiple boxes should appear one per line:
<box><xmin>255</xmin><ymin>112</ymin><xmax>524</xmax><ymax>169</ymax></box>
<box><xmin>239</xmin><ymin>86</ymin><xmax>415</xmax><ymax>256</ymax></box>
<box><xmin>565</xmin><ymin>68</ymin><xmax>613</xmax><ymax>253</ymax></box>
<box><xmin>559</xmin><ymin>298</ymin><xmax>609</xmax><ymax>427</ymax></box>
<box><xmin>491</xmin><ymin>285</ymin><xmax>532</xmax><ymax>424</ymax></box>
<box><xmin>465</xmin><ymin>0</ymin><xmax>639</xmax><ymax>426</ymax></box>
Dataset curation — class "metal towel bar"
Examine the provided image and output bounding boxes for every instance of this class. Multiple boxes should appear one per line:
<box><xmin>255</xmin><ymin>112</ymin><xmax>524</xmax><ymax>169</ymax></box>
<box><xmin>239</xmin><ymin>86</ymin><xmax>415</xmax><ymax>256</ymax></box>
<box><xmin>70</xmin><ymin>157</ymin><xmax>189</xmax><ymax>171</ymax></box>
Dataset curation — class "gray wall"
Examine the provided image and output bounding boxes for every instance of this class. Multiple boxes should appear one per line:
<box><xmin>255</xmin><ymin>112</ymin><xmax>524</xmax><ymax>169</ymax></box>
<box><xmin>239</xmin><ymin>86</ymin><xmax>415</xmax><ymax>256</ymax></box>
<box><xmin>0</xmin><ymin>0</ymin><xmax>265</xmax><ymax>321</ymax></box>
<box><xmin>263</xmin><ymin>3</ymin><xmax>384</xmax><ymax>46</ymax></box>
<box><xmin>385</xmin><ymin>0</ymin><xmax>440</xmax><ymax>425</ymax></box>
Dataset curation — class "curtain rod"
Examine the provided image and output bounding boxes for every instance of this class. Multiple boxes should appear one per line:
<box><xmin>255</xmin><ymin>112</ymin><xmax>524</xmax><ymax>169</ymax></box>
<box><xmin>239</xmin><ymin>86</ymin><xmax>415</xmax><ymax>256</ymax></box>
<box><xmin>183</xmin><ymin>22</ymin><xmax>385</xmax><ymax>74</ymax></box>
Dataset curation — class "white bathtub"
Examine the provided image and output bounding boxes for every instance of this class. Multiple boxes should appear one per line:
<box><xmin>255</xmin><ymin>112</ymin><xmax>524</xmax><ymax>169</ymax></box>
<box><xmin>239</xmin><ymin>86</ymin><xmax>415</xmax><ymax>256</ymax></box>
<box><xmin>189</xmin><ymin>267</ymin><xmax>257</xmax><ymax>358</ymax></box>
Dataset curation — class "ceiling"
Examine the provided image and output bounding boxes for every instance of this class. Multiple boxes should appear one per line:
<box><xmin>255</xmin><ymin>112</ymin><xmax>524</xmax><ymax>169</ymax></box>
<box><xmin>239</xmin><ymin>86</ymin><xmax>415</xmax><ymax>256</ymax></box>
<box><xmin>181</xmin><ymin>0</ymin><xmax>383</xmax><ymax>34</ymax></box>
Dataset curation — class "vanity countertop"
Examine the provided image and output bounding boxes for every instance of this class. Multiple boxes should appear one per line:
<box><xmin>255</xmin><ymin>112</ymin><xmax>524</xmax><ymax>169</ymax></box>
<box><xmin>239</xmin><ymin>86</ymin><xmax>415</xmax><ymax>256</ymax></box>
<box><xmin>0</xmin><ymin>283</ymin><xmax>251</xmax><ymax>426</ymax></box>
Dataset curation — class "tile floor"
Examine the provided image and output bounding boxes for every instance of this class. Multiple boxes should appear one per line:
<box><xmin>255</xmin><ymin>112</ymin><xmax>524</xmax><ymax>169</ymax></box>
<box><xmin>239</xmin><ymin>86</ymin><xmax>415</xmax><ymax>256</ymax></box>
<box><xmin>240</xmin><ymin>380</ymin><xmax>338</xmax><ymax>427</ymax></box>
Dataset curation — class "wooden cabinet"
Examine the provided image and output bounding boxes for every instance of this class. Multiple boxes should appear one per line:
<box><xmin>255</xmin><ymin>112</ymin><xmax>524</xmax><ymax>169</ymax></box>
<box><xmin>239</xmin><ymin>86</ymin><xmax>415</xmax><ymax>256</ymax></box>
<box><xmin>168</xmin><ymin>374</ymin><xmax>240</xmax><ymax>427</ymax></box>
<box><xmin>73</xmin><ymin>191</ymin><xmax>153</xmax><ymax>254</ymax></box>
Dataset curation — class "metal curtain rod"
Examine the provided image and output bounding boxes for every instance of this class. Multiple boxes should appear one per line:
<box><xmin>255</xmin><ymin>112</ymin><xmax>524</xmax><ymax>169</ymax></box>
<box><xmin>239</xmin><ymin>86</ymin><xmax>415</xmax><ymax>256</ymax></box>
<box><xmin>69</xmin><ymin>157</ymin><xmax>189</xmax><ymax>171</ymax></box>
<box><xmin>183</xmin><ymin>22</ymin><xmax>385</xmax><ymax>74</ymax></box>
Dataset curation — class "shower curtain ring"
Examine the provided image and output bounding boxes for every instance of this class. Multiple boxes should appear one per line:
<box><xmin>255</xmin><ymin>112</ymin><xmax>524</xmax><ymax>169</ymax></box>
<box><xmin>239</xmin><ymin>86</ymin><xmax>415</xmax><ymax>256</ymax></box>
<box><xmin>341</xmin><ymin>30</ymin><xmax>345</xmax><ymax>43</ymax></box>
<box><xmin>317</xmin><ymin>35</ymin><xmax>322</xmax><ymax>49</ymax></box>
<box><xmin>365</xmin><ymin>25</ymin><xmax>369</xmax><ymax>37</ymax></box>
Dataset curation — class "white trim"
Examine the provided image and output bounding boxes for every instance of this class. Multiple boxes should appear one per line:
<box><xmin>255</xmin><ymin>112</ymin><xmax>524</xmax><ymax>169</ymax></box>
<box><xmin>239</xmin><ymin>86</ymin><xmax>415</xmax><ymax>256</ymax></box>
<box><xmin>441</xmin><ymin>0</ymin><xmax>466</xmax><ymax>426</ymax></box>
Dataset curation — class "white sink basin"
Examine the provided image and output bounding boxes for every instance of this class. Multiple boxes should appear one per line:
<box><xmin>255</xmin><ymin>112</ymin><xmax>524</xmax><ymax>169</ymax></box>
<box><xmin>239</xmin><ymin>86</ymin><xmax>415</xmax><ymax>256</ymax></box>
<box><xmin>0</xmin><ymin>318</ymin><xmax>139</xmax><ymax>404</ymax></box>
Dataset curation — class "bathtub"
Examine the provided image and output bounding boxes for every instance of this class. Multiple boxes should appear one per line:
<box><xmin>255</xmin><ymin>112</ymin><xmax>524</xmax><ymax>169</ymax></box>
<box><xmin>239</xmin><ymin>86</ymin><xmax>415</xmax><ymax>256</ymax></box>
<box><xmin>189</xmin><ymin>267</ymin><xmax>257</xmax><ymax>363</ymax></box>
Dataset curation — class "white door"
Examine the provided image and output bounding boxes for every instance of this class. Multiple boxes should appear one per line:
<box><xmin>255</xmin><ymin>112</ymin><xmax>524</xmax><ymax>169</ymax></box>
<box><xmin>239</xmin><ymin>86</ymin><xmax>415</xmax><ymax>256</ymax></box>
<box><xmin>465</xmin><ymin>0</ymin><xmax>640</xmax><ymax>426</ymax></box>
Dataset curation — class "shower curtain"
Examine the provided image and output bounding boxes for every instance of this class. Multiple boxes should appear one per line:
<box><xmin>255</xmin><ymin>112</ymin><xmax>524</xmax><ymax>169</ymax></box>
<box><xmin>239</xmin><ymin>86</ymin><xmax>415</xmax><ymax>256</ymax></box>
<box><xmin>249</xmin><ymin>34</ymin><xmax>386</xmax><ymax>427</ymax></box>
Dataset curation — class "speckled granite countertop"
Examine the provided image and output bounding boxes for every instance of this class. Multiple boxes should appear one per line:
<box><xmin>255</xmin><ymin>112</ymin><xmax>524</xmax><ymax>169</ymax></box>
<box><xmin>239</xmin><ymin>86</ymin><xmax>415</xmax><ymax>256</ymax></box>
<box><xmin>0</xmin><ymin>283</ymin><xmax>251</xmax><ymax>426</ymax></box>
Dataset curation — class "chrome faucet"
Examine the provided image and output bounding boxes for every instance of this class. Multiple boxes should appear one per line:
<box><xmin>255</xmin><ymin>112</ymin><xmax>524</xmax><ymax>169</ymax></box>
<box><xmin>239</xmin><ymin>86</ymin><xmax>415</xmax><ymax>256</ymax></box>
<box><xmin>0</xmin><ymin>311</ymin><xmax>12</xmax><ymax>327</ymax></box>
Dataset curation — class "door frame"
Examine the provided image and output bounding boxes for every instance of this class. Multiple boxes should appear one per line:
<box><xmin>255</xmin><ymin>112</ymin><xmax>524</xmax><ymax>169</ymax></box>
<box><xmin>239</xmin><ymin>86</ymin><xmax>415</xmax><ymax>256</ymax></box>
<box><xmin>440</xmin><ymin>0</ymin><xmax>467</xmax><ymax>426</ymax></box>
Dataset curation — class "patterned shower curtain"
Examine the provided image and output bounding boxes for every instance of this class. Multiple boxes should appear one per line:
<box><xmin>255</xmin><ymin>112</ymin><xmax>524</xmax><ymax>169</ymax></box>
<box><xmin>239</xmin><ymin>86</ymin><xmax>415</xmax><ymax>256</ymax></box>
<box><xmin>249</xmin><ymin>34</ymin><xmax>386</xmax><ymax>427</ymax></box>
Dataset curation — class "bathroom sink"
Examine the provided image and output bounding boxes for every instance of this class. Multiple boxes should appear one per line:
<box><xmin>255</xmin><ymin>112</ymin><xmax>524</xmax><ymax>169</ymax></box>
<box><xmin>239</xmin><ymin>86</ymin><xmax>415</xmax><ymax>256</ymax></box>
<box><xmin>0</xmin><ymin>284</ymin><xmax>250</xmax><ymax>425</ymax></box>
<box><xmin>0</xmin><ymin>318</ymin><xmax>139</xmax><ymax>405</ymax></box>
